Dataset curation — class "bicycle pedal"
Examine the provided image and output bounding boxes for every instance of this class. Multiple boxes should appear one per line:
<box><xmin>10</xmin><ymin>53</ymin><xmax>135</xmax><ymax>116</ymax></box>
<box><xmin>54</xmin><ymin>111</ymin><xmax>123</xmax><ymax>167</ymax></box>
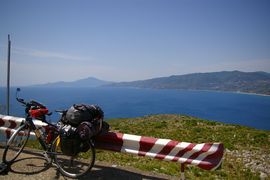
<box><xmin>42</xmin><ymin>152</ymin><xmax>50</xmax><ymax>162</ymax></box>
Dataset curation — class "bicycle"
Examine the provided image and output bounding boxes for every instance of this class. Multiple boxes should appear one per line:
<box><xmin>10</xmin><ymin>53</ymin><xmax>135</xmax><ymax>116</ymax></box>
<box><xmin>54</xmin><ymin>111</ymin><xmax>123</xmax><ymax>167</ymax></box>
<box><xmin>2</xmin><ymin>88</ymin><xmax>96</xmax><ymax>178</ymax></box>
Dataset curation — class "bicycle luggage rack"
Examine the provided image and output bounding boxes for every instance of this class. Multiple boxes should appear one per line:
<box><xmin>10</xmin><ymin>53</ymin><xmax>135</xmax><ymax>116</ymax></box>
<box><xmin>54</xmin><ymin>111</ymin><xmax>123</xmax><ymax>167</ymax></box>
<box><xmin>0</xmin><ymin>114</ymin><xmax>224</xmax><ymax>179</ymax></box>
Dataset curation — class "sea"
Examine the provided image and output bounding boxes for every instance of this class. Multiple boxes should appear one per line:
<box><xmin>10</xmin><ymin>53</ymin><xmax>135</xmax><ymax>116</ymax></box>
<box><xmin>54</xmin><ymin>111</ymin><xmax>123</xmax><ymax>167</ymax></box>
<box><xmin>0</xmin><ymin>87</ymin><xmax>270</xmax><ymax>131</ymax></box>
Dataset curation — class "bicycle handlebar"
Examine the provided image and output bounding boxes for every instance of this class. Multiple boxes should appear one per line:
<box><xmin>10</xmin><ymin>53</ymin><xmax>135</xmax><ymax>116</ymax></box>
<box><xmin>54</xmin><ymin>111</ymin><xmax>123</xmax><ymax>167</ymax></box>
<box><xmin>16</xmin><ymin>98</ymin><xmax>46</xmax><ymax>109</ymax></box>
<box><xmin>16</xmin><ymin>97</ymin><xmax>26</xmax><ymax>105</ymax></box>
<box><xmin>16</xmin><ymin>95</ymin><xmax>52</xmax><ymax>119</ymax></box>
<box><xmin>30</xmin><ymin>100</ymin><xmax>46</xmax><ymax>108</ymax></box>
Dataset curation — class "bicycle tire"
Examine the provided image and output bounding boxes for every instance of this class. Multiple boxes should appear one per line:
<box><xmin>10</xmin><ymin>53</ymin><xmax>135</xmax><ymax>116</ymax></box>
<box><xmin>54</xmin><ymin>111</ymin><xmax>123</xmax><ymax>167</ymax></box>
<box><xmin>2</xmin><ymin>124</ymin><xmax>30</xmax><ymax>163</ymax></box>
<box><xmin>52</xmin><ymin>136</ymin><xmax>95</xmax><ymax>178</ymax></box>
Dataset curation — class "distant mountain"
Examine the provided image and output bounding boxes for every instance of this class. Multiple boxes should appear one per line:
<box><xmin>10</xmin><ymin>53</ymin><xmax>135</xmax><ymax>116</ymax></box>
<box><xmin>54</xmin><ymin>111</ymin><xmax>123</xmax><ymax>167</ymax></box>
<box><xmin>34</xmin><ymin>77</ymin><xmax>113</xmax><ymax>87</ymax></box>
<box><xmin>109</xmin><ymin>71</ymin><xmax>270</xmax><ymax>95</ymax></box>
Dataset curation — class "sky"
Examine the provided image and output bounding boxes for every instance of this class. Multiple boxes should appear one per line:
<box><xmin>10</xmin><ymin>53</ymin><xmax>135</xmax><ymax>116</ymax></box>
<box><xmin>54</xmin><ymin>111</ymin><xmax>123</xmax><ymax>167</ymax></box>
<box><xmin>0</xmin><ymin>0</ymin><xmax>270</xmax><ymax>86</ymax></box>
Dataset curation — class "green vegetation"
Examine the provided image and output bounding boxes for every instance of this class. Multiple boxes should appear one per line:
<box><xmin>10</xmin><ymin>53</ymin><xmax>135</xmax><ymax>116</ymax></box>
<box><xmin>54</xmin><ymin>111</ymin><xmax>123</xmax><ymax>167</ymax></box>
<box><xmin>97</xmin><ymin>114</ymin><xmax>270</xmax><ymax>179</ymax></box>
<box><xmin>23</xmin><ymin>114</ymin><xmax>270</xmax><ymax>179</ymax></box>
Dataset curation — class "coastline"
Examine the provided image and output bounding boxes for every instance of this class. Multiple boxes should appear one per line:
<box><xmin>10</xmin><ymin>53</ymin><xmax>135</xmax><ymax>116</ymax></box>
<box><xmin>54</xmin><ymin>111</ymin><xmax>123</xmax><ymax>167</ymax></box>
<box><xmin>1</xmin><ymin>86</ymin><xmax>270</xmax><ymax>97</ymax></box>
<box><xmin>235</xmin><ymin>91</ymin><xmax>270</xmax><ymax>97</ymax></box>
<box><xmin>158</xmin><ymin>88</ymin><xmax>270</xmax><ymax>97</ymax></box>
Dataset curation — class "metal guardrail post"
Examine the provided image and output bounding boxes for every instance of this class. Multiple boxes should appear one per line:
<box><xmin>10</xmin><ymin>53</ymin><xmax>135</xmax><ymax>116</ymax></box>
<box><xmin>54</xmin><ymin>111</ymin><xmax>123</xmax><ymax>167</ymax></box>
<box><xmin>180</xmin><ymin>163</ymin><xmax>185</xmax><ymax>180</ymax></box>
<box><xmin>6</xmin><ymin>35</ymin><xmax>11</xmax><ymax>115</ymax></box>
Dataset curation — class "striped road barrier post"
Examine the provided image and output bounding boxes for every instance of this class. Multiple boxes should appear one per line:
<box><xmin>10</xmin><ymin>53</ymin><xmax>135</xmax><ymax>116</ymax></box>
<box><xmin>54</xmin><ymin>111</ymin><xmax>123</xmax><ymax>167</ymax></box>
<box><xmin>95</xmin><ymin>132</ymin><xmax>224</xmax><ymax>178</ymax></box>
<box><xmin>0</xmin><ymin>114</ymin><xmax>49</xmax><ymax>139</ymax></box>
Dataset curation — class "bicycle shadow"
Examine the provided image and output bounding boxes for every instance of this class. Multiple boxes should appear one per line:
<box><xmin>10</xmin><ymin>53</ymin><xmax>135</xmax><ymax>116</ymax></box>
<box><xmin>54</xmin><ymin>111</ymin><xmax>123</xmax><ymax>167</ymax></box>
<box><xmin>77</xmin><ymin>164</ymin><xmax>171</xmax><ymax>180</ymax></box>
<box><xmin>9</xmin><ymin>156</ymin><xmax>171</xmax><ymax>180</ymax></box>
<box><xmin>0</xmin><ymin>145</ymin><xmax>52</xmax><ymax>176</ymax></box>
<box><xmin>9</xmin><ymin>155</ymin><xmax>171</xmax><ymax>180</ymax></box>
<box><xmin>0</xmin><ymin>145</ymin><xmax>50</xmax><ymax>175</ymax></box>
<box><xmin>9</xmin><ymin>156</ymin><xmax>51</xmax><ymax>175</ymax></box>
<box><xmin>1</xmin><ymin>146</ymin><xmax>173</xmax><ymax>180</ymax></box>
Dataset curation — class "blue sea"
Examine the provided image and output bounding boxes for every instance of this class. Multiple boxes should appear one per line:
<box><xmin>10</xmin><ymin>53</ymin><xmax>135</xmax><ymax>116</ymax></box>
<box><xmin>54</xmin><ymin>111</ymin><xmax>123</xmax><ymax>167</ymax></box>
<box><xmin>0</xmin><ymin>87</ymin><xmax>270</xmax><ymax>130</ymax></box>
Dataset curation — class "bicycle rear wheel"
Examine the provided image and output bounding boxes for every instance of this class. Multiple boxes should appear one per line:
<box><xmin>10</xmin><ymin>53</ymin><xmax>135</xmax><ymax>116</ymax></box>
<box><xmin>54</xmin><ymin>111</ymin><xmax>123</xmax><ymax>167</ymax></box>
<box><xmin>2</xmin><ymin>124</ymin><xmax>30</xmax><ymax>163</ymax></box>
<box><xmin>52</xmin><ymin>137</ymin><xmax>95</xmax><ymax>178</ymax></box>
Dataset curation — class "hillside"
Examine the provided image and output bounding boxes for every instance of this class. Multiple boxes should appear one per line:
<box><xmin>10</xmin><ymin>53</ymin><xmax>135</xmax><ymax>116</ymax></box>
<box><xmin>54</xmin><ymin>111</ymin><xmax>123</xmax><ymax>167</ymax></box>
<box><xmin>109</xmin><ymin>71</ymin><xmax>270</xmax><ymax>95</ymax></box>
<box><xmin>97</xmin><ymin>115</ymin><xmax>270</xmax><ymax>179</ymax></box>
<box><xmin>30</xmin><ymin>71</ymin><xmax>270</xmax><ymax>95</ymax></box>
<box><xmin>33</xmin><ymin>77</ymin><xmax>113</xmax><ymax>87</ymax></box>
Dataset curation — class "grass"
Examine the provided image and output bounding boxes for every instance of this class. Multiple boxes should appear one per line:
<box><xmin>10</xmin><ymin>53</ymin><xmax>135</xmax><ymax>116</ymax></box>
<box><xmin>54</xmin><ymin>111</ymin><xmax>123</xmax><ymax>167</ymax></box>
<box><xmin>96</xmin><ymin>114</ymin><xmax>270</xmax><ymax>179</ymax></box>
<box><xmin>18</xmin><ymin>114</ymin><xmax>270</xmax><ymax>179</ymax></box>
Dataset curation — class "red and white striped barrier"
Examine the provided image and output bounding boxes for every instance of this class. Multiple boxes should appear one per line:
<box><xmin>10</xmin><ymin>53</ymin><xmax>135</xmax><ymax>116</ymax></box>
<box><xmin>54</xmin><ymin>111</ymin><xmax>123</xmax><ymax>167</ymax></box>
<box><xmin>0</xmin><ymin>114</ymin><xmax>224</xmax><ymax>177</ymax></box>
<box><xmin>0</xmin><ymin>114</ymin><xmax>47</xmax><ymax>138</ymax></box>
<box><xmin>95</xmin><ymin>132</ymin><xmax>224</xmax><ymax>171</ymax></box>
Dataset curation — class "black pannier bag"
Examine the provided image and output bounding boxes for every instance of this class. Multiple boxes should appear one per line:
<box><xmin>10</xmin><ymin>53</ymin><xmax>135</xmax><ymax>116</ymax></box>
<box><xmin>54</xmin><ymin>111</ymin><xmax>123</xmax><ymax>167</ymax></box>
<box><xmin>65</xmin><ymin>104</ymin><xmax>104</xmax><ymax>128</ymax></box>
<box><xmin>65</xmin><ymin>104</ymin><xmax>105</xmax><ymax>137</ymax></box>
<box><xmin>59</xmin><ymin>125</ymin><xmax>81</xmax><ymax>156</ymax></box>
<box><xmin>59</xmin><ymin>104</ymin><xmax>109</xmax><ymax>155</ymax></box>
<box><xmin>76</xmin><ymin>121</ymin><xmax>110</xmax><ymax>140</ymax></box>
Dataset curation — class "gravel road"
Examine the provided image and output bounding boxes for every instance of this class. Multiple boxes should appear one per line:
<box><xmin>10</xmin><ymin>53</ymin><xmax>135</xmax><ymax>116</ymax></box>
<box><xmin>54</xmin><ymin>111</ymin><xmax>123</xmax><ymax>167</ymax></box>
<box><xmin>0</xmin><ymin>146</ymin><xmax>177</xmax><ymax>180</ymax></box>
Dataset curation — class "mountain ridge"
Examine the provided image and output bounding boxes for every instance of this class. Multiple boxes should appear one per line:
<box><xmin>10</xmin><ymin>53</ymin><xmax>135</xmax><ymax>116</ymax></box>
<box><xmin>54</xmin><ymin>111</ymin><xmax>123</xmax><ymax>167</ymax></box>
<box><xmin>33</xmin><ymin>77</ymin><xmax>113</xmax><ymax>87</ymax></box>
<box><xmin>108</xmin><ymin>71</ymin><xmax>270</xmax><ymax>95</ymax></box>
<box><xmin>30</xmin><ymin>71</ymin><xmax>270</xmax><ymax>95</ymax></box>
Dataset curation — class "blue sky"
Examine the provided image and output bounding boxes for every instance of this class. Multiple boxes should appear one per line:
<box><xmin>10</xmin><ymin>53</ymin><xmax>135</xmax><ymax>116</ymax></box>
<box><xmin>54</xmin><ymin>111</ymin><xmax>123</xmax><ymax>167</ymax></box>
<box><xmin>0</xmin><ymin>0</ymin><xmax>270</xmax><ymax>86</ymax></box>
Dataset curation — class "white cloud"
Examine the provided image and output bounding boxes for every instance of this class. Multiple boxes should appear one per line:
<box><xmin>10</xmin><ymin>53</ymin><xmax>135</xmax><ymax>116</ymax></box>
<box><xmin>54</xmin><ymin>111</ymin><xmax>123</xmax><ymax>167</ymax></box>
<box><xmin>12</xmin><ymin>47</ymin><xmax>88</xmax><ymax>61</ymax></box>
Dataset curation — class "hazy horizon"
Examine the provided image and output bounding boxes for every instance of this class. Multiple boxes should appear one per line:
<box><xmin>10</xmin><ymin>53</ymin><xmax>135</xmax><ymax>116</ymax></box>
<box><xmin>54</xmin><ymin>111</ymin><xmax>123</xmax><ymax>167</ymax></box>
<box><xmin>0</xmin><ymin>70</ymin><xmax>269</xmax><ymax>87</ymax></box>
<box><xmin>1</xmin><ymin>0</ymin><xmax>270</xmax><ymax>86</ymax></box>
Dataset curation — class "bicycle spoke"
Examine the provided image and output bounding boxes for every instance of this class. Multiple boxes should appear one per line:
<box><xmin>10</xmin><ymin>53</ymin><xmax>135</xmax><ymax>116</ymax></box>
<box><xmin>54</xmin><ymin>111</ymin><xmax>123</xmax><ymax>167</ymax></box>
<box><xmin>3</xmin><ymin>125</ymin><xmax>30</xmax><ymax>163</ymax></box>
<box><xmin>52</xmin><ymin>138</ymin><xmax>95</xmax><ymax>178</ymax></box>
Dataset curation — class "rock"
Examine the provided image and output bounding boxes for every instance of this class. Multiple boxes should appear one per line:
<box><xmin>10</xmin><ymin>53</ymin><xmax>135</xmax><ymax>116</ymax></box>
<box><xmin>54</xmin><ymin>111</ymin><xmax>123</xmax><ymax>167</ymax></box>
<box><xmin>260</xmin><ymin>172</ymin><xmax>268</xmax><ymax>180</ymax></box>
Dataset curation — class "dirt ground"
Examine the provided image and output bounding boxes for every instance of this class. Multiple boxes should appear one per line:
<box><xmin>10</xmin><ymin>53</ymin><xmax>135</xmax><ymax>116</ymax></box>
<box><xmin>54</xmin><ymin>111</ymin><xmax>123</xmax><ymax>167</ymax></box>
<box><xmin>0</xmin><ymin>146</ymin><xmax>178</xmax><ymax>180</ymax></box>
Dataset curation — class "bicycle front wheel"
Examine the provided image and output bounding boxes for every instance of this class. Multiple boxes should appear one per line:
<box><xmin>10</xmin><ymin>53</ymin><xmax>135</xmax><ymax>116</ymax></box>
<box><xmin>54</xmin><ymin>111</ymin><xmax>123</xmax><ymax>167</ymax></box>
<box><xmin>2</xmin><ymin>124</ymin><xmax>30</xmax><ymax>163</ymax></box>
<box><xmin>52</xmin><ymin>137</ymin><xmax>95</xmax><ymax>178</ymax></box>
